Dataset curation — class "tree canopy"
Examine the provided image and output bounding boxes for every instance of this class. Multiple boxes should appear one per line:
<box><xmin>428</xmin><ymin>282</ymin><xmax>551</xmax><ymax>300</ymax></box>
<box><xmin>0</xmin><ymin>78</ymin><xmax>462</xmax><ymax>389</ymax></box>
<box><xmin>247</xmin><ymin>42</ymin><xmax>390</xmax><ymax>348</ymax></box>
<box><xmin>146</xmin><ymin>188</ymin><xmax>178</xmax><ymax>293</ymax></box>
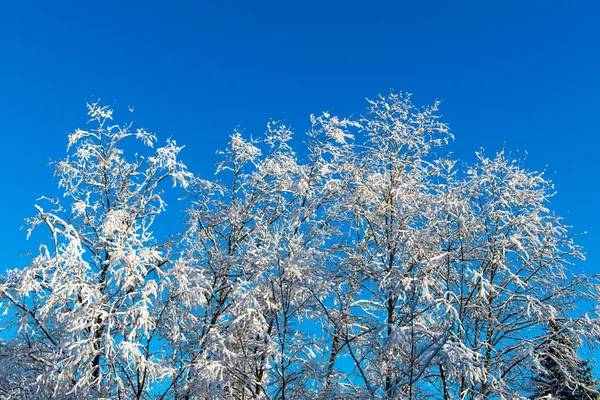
<box><xmin>0</xmin><ymin>95</ymin><xmax>598</xmax><ymax>399</ymax></box>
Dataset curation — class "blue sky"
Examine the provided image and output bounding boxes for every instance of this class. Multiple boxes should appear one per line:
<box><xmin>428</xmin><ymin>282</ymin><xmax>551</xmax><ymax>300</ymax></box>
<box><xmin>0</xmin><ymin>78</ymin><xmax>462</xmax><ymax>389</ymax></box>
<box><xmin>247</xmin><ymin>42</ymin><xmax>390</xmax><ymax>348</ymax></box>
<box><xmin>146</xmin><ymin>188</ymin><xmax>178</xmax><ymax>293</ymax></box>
<box><xmin>1</xmin><ymin>1</ymin><xmax>599</xmax><ymax>275</ymax></box>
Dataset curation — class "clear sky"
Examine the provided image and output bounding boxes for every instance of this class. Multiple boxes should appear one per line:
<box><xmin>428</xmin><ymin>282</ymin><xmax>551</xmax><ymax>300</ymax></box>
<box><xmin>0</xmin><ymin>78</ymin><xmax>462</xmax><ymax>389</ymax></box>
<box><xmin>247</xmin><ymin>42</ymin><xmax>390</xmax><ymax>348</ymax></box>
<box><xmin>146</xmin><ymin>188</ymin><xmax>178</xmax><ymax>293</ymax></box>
<box><xmin>1</xmin><ymin>1</ymin><xmax>599</xmax><ymax>275</ymax></box>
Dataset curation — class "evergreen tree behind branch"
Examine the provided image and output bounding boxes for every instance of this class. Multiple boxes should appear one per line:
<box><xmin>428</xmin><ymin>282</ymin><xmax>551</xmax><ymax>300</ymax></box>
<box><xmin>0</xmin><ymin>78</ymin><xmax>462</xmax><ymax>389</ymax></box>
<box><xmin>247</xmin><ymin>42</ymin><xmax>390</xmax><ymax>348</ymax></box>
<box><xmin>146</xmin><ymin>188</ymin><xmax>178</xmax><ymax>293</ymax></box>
<box><xmin>532</xmin><ymin>320</ymin><xmax>599</xmax><ymax>400</ymax></box>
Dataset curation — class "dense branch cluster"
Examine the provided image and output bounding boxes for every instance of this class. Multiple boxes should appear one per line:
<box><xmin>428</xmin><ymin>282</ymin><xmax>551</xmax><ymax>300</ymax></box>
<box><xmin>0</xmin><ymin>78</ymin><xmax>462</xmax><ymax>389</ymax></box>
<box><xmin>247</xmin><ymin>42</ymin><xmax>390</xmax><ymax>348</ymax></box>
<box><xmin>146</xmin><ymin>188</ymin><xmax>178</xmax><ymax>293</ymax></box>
<box><xmin>0</xmin><ymin>95</ymin><xmax>598</xmax><ymax>399</ymax></box>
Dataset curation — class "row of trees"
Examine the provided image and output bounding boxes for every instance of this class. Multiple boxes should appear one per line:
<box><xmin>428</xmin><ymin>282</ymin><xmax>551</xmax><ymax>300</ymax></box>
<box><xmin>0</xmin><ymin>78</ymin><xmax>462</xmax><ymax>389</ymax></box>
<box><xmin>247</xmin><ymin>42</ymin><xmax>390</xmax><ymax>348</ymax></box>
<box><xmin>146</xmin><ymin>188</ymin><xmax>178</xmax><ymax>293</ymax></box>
<box><xmin>0</xmin><ymin>95</ymin><xmax>598</xmax><ymax>399</ymax></box>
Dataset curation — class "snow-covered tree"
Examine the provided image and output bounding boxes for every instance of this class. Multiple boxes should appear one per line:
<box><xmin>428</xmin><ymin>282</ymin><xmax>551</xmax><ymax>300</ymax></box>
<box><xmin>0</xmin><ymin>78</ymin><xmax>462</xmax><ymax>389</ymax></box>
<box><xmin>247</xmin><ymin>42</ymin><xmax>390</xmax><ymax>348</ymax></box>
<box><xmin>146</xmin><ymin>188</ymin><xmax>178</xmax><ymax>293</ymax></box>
<box><xmin>0</xmin><ymin>93</ymin><xmax>598</xmax><ymax>399</ymax></box>
<box><xmin>427</xmin><ymin>151</ymin><xmax>600</xmax><ymax>399</ymax></box>
<box><xmin>532</xmin><ymin>321</ymin><xmax>599</xmax><ymax>399</ymax></box>
<box><xmin>333</xmin><ymin>94</ymin><xmax>483</xmax><ymax>399</ymax></box>
<box><xmin>0</xmin><ymin>102</ymin><xmax>193</xmax><ymax>398</ymax></box>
